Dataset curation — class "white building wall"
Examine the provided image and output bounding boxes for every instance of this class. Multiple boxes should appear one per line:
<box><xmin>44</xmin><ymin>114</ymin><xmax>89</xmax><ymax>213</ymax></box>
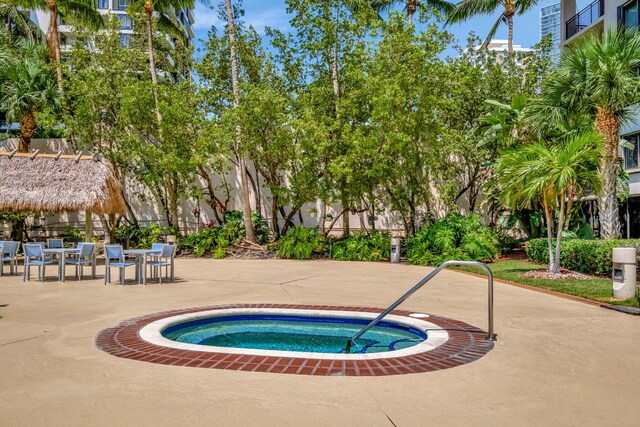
<box><xmin>0</xmin><ymin>139</ymin><xmax>408</xmax><ymax>240</ymax></box>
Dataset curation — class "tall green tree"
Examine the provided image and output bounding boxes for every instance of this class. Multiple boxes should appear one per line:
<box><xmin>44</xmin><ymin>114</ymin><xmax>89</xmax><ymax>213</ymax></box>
<box><xmin>528</xmin><ymin>28</ymin><xmax>640</xmax><ymax>239</ymax></box>
<box><xmin>66</xmin><ymin>18</ymin><xmax>198</xmax><ymax>233</ymax></box>
<box><xmin>8</xmin><ymin>0</ymin><xmax>102</xmax><ymax>92</ymax></box>
<box><xmin>494</xmin><ymin>133</ymin><xmax>603</xmax><ymax>273</ymax></box>
<box><xmin>222</xmin><ymin>0</ymin><xmax>255</xmax><ymax>242</ymax></box>
<box><xmin>127</xmin><ymin>0</ymin><xmax>194</xmax><ymax>85</ymax></box>
<box><xmin>0</xmin><ymin>36</ymin><xmax>58</xmax><ymax>152</ymax></box>
<box><xmin>446</xmin><ymin>0</ymin><xmax>537</xmax><ymax>52</ymax></box>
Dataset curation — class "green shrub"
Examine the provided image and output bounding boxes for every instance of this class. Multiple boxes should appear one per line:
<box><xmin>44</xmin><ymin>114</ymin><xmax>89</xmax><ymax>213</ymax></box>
<box><xmin>179</xmin><ymin>227</ymin><xmax>229</xmax><ymax>257</ymax></box>
<box><xmin>212</xmin><ymin>247</ymin><xmax>226</xmax><ymax>259</ymax></box>
<box><xmin>221</xmin><ymin>210</ymin><xmax>270</xmax><ymax>244</ymax></box>
<box><xmin>251</xmin><ymin>212</ymin><xmax>270</xmax><ymax>244</ymax></box>
<box><xmin>277</xmin><ymin>227</ymin><xmax>326</xmax><ymax>260</ymax></box>
<box><xmin>496</xmin><ymin>233</ymin><xmax>523</xmax><ymax>253</ymax></box>
<box><xmin>331</xmin><ymin>230</ymin><xmax>390</xmax><ymax>261</ymax></box>
<box><xmin>526</xmin><ymin>238</ymin><xmax>640</xmax><ymax>275</ymax></box>
<box><xmin>406</xmin><ymin>212</ymin><xmax>500</xmax><ymax>266</ymax></box>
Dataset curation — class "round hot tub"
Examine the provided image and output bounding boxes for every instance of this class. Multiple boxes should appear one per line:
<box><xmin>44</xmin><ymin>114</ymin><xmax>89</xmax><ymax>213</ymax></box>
<box><xmin>96</xmin><ymin>304</ymin><xmax>494</xmax><ymax>376</ymax></box>
<box><xmin>160</xmin><ymin>312</ymin><xmax>429</xmax><ymax>354</ymax></box>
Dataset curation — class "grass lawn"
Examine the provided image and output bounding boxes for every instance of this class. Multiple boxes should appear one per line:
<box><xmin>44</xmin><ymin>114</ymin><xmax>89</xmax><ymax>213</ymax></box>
<box><xmin>454</xmin><ymin>259</ymin><xmax>640</xmax><ymax>308</ymax></box>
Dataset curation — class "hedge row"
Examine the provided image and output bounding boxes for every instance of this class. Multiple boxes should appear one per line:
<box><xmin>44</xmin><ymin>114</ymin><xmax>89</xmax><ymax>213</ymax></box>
<box><xmin>526</xmin><ymin>238</ymin><xmax>640</xmax><ymax>275</ymax></box>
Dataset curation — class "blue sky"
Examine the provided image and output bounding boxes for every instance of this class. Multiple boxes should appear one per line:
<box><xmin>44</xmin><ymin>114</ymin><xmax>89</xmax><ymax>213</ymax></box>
<box><xmin>191</xmin><ymin>0</ymin><xmax>560</xmax><ymax>57</ymax></box>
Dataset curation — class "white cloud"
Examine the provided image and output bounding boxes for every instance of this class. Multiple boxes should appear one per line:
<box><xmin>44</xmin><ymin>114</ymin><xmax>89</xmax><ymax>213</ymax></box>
<box><xmin>192</xmin><ymin>3</ymin><xmax>224</xmax><ymax>31</ymax></box>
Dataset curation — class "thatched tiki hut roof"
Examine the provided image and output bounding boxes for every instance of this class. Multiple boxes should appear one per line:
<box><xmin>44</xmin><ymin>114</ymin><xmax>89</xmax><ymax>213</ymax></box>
<box><xmin>0</xmin><ymin>152</ymin><xmax>125</xmax><ymax>215</ymax></box>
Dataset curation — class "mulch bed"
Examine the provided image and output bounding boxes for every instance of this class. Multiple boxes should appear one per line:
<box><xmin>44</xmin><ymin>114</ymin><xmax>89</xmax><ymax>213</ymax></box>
<box><xmin>520</xmin><ymin>269</ymin><xmax>590</xmax><ymax>280</ymax></box>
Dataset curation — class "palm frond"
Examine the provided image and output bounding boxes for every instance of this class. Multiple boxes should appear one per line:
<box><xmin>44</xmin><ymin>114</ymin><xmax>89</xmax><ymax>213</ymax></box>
<box><xmin>59</xmin><ymin>0</ymin><xmax>104</xmax><ymax>30</ymax></box>
<box><xmin>157</xmin><ymin>13</ymin><xmax>187</xmax><ymax>42</ymax></box>
<box><xmin>446</xmin><ymin>0</ymin><xmax>502</xmax><ymax>24</ymax></box>
<box><xmin>479</xmin><ymin>14</ymin><xmax>505</xmax><ymax>49</ymax></box>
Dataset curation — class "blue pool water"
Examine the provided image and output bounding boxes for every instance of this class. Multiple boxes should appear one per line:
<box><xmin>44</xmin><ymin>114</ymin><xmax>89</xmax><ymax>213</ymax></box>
<box><xmin>162</xmin><ymin>315</ymin><xmax>427</xmax><ymax>354</ymax></box>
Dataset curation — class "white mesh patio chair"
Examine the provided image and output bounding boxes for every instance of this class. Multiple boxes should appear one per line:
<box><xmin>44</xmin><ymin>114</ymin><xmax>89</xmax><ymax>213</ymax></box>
<box><xmin>104</xmin><ymin>244</ymin><xmax>136</xmax><ymax>285</ymax></box>
<box><xmin>47</xmin><ymin>238</ymin><xmax>64</xmax><ymax>249</ymax></box>
<box><xmin>1</xmin><ymin>241</ymin><xmax>20</xmax><ymax>276</ymax></box>
<box><xmin>65</xmin><ymin>243</ymin><xmax>96</xmax><ymax>280</ymax></box>
<box><xmin>23</xmin><ymin>243</ymin><xmax>58</xmax><ymax>282</ymax></box>
<box><xmin>147</xmin><ymin>244</ymin><xmax>176</xmax><ymax>284</ymax></box>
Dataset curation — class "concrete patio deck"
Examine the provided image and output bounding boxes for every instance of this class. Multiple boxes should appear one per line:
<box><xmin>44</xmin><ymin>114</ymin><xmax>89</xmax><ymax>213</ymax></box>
<box><xmin>0</xmin><ymin>259</ymin><xmax>638</xmax><ymax>426</ymax></box>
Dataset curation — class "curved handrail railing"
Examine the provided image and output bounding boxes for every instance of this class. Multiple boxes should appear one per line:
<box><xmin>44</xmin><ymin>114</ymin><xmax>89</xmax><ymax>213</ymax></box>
<box><xmin>345</xmin><ymin>260</ymin><xmax>496</xmax><ymax>353</ymax></box>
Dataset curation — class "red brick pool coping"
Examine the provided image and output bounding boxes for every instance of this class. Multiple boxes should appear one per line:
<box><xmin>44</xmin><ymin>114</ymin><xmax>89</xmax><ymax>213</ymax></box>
<box><xmin>96</xmin><ymin>304</ymin><xmax>494</xmax><ymax>376</ymax></box>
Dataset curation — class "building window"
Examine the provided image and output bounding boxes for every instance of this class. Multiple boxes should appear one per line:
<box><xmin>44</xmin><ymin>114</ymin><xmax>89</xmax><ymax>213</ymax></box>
<box><xmin>120</xmin><ymin>34</ymin><xmax>130</xmax><ymax>48</ymax></box>
<box><xmin>97</xmin><ymin>0</ymin><xmax>108</xmax><ymax>9</ymax></box>
<box><xmin>624</xmin><ymin>0</ymin><xmax>639</xmax><ymax>29</ymax></box>
<box><xmin>114</xmin><ymin>0</ymin><xmax>130</xmax><ymax>11</ymax></box>
<box><xmin>118</xmin><ymin>14</ymin><xmax>132</xmax><ymax>29</ymax></box>
<box><xmin>623</xmin><ymin>134</ymin><xmax>640</xmax><ymax>170</ymax></box>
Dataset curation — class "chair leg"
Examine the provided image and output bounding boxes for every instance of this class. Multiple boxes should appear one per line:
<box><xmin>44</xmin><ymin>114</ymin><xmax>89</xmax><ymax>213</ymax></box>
<box><xmin>40</xmin><ymin>265</ymin><xmax>44</xmax><ymax>282</ymax></box>
<box><xmin>120</xmin><ymin>267</ymin><xmax>124</xmax><ymax>285</ymax></box>
<box><xmin>23</xmin><ymin>263</ymin><xmax>27</xmax><ymax>282</ymax></box>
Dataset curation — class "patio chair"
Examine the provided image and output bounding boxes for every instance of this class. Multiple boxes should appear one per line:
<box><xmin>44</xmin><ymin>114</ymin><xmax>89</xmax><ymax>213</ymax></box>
<box><xmin>47</xmin><ymin>238</ymin><xmax>64</xmax><ymax>249</ymax></box>
<box><xmin>65</xmin><ymin>243</ymin><xmax>96</xmax><ymax>280</ymax></box>
<box><xmin>147</xmin><ymin>244</ymin><xmax>176</xmax><ymax>284</ymax></box>
<box><xmin>23</xmin><ymin>243</ymin><xmax>58</xmax><ymax>282</ymax></box>
<box><xmin>1</xmin><ymin>241</ymin><xmax>20</xmax><ymax>276</ymax></box>
<box><xmin>104</xmin><ymin>244</ymin><xmax>136</xmax><ymax>286</ymax></box>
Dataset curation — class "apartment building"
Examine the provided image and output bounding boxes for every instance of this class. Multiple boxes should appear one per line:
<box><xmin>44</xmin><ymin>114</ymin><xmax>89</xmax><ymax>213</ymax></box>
<box><xmin>561</xmin><ymin>0</ymin><xmax>640</xmax><ymax>238</ymax></box>
<box><xmin>29</xmin><ymin>1</ymin><xmax>195</xmax><ymax>50</ymax></box>
<box><xmin>540</xmin><ymin>2</ymin><xmax>561</xmax><ymax>62</ymax></box>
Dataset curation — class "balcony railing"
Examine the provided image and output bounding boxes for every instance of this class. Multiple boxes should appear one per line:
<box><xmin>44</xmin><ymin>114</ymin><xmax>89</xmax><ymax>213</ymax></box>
<box><xmin>565</xmin><ymin>0</ymin><xmax>605</xmax><ymax>40</ymax></box>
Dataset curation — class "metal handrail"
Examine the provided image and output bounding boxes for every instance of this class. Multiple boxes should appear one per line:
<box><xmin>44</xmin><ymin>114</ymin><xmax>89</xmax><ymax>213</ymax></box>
<box><xmin>565</xmin><ymin>0</ymin><xmax>604</xmax><ymax>40</ymax></box>
<box><xmin>345</xmin><ymin>260</ymin><xmax>496</xmax><ymax>353</ymax></box>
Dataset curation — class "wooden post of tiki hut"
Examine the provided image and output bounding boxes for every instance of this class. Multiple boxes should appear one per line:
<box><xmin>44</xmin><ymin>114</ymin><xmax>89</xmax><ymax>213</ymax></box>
<box><xmin>0</xmin><ymin>151</ymin><xmax>125</xmax><ymax>240</ymax></box>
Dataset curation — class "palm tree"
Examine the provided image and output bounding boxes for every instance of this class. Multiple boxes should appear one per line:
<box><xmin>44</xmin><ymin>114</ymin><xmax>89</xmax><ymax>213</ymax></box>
<box><xmin>368</xmin><ymin>0</ymin><xmax>454</xmax><ymax>26</ymax></box>
<box><xmin>127</xmin><ymin>0</ymin><xmax>194</xmax><ymax>85</ymax></box>
<box><xmin>494</xmin><ymin>132</ymin><xmax>603</xmax><ymax>273</ymax></box>
<box><xmin>223</xmin><ymin>0</ymin><xmax>255</xmax><ymax>242</ymax></box>
<box><xmin>1</xmin><ymin>3</ymin><xmax>43</xmax><ymax>42</ymax></box>
<box><xmin>446</xmin><ymin>0</ymin><xmax>537</xmax><ymax>52</ymax></box>
<box><xmin>8</xmin><ymin>0</ymin><xmax>102</xmax><ymax>92</ymax></box>
<box><xmin>528</xmin><ymin>28</ymin><xmax>640</xmax><ymax>239</ymax></box>
<box><xmin>0</xmin><ymin>37</ymin><xmax>59</xmax><ymax>152</ymax></box>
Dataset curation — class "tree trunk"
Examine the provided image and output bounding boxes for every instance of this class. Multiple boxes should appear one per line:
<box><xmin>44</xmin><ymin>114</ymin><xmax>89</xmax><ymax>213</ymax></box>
<box><xmin>167</xmin><ymin>177</ymin><xmax>179</xmax><ymax>231</ymax></box>
<box><xmin>594</xmin><ymin>107</ymin><xmax>621</xmax><ymax>239</ymax></box>
<box><xmin>553</xmin><ymin>195</ymin><xmax>566</xmax><ymax>274</ymax></box>
<box><xmin>145</xmin><ymin>4</ymin><xmax>157</xmax><ymax>86</ymax></box>
<box><xmin>46</xmin><ymin>1</ymin><xmax>64</xmax><ymax>94</ymax></box>
<box><xmin>19</xmin><ymin>111</ymin><xmax>37</xmax><ymax>153</ymax></box>
<box><xmin>85</xmin><ymin>210</ymin><xmax>93</xmax><ymax>242</ymax></box>
<box><xmin>406</xmin><ymin>0</ymin><xmax>417</xmax><ymax>26</ymax></box>
<box><xmin>225</xmin><ymin>0</ymin><xmax>255</xmax><ymax>242</ymax></box>
<box><xmin>144</xmin><ymin>3</ymin><xmax>164</xmax><ymax>129</ymax></box>
<box><xmin>506</xmin><ymin>16</ymin><xmax>513</xmax><ymax>53</ymax></box>
<box><xmin>504</xmin><ymin>2</ymin><xmax>515</xmax><ymax>53</ymax></box>
<box><xmin>99</xmin><ymin>214</ymin><xmax>116</xmax><ymax>245</ymax></box>
<box><xmin>543</xmin><ymin>201</ymin><xmax>557</xmax><ymax>272</ymax></box>
<box><xmin>340</xmin><ymin>184</ymin><xmax>349</xmax><ymax>237</ymax></box>
<box><xmin>271</xmin><ymin>195</ymin><xmax>280</xmax><ymax>237</ymax></box>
